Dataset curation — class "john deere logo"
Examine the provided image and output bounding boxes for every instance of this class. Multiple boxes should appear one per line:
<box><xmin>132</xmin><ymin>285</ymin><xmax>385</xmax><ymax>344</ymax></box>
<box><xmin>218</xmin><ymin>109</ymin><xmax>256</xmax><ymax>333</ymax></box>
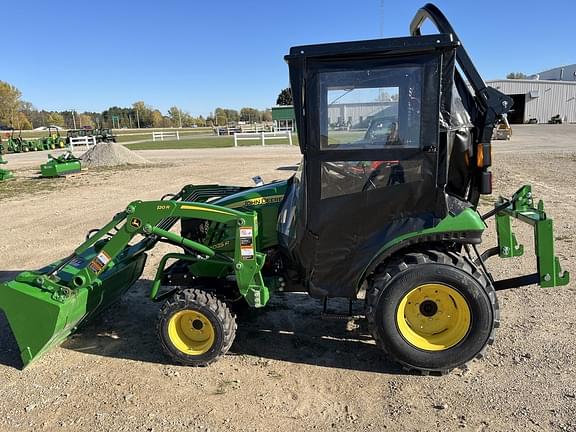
<box><xmin>130</xmin><ymin>218</ymin><xmax>142</xmax><ymax>228</ymax></box>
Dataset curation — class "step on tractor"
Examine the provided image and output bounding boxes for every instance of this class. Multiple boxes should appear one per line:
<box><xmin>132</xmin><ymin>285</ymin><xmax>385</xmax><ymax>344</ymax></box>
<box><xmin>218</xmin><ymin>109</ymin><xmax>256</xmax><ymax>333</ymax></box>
<box><xmin>0</xmin><ymin>4</ymin><xmax>570</xmax><ymax>373</ymax></box>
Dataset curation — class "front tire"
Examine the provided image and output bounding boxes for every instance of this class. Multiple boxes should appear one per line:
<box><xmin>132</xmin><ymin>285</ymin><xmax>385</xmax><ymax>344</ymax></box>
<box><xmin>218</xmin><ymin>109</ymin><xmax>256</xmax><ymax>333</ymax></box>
<box><xmin>157</xmin><ymin>288</ymin><xmax>237</xmax><ymax>366</ymax></box>
<box><xmin>366</xmin><ymin>250</ymin><xmax>499</xmax><ymax>374</ymax></box>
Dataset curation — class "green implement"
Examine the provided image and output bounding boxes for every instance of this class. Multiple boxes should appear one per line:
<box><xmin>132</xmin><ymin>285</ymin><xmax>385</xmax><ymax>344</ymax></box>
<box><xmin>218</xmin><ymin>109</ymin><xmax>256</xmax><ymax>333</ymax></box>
<box><xmin>40</xmin><ymin>152</ymin><xmax>82</xmax><ymax>177</ymax></box>
<box><xmin>0</xmin><ymin>141</ymin><xmax>14</xmax><ymax>181</ymax></box>
<box><xmin>0</xmin><ymin>196</ymin><xmax>266</xmax><ymax>367</ymax></box>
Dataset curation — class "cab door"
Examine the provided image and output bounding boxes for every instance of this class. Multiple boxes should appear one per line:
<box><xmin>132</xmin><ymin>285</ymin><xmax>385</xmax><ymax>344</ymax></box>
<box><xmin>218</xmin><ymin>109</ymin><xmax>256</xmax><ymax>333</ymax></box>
<box><xmin>302</xmin><ymin>53</ymin><xmax>447</xmax><ymax>298</ymax></box>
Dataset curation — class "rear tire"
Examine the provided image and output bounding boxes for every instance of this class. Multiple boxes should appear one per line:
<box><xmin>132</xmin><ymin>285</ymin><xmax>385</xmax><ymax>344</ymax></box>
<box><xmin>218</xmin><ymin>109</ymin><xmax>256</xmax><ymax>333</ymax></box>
<box><xmin>157</xmin><ymin>288</ymin><xmax>237</xmax><ymax>366</ymax></box>
<box><xmin>366</xmin><ymin>250</ymin><xmax>499</xmax><ymax>374</ymax></box>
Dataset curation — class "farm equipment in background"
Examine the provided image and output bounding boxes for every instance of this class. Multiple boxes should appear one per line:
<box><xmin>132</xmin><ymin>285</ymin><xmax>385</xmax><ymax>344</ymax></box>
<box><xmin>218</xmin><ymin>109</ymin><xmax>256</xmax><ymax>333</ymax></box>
<box><xmin>548</xmin><ymin>114</ymin><xmax>564</xmax><ymax>124</ymax></box>
<box><xmin>492</xmin><ymin>114</ymin><xmax>512</xmax><ymax>140</ymax></box>
<box><xmin>94</xmin><ymin>128</ymin><xmax>116</xmax><ymax>143</ymax></box>
<box><xmin>40</xmin><ymin>152</ymin><xmax>81</xmax><ymax>177</ymax></box>
<box><xmin>0</xmin><ymin>140</ymin><xmax>14</xmax><ymax>181</ymax></box>
<box><xmin>38</xmin><ymin>127</ymin><xmax>67</xmax><ymax>150</ymax></box>
<box><xmin>66</xmin><ymin>128</ymin><xmax>93</xmax><ymax>143</ymax></box>
<box><xmin>0</xmin><ymin>4</ymin><xmax>570</xmax><ymax>373</ymax></box>
<box><xmin>4</xmin><ymin>129</ymin><xmax>35</xmax><ymax>153</ymax></box>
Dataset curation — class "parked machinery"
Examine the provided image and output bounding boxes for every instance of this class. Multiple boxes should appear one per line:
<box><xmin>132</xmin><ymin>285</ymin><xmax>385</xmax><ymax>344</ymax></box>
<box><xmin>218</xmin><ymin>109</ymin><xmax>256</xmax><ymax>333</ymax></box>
<box><xmin>0</xmin><ymin>139</ymin><xmax>14</xmax><ymax>181</ymax></box>
<box><xmin>40</xmin><ymin>152</ymin><xmax>82</xmax><ymax>177</ymax></box>
<box><xmin>4</xmin><ymin>129</ymin><xmax>34</xmax><ymax>153</ymax></box>
<box><xmin>94</xmin><ymin>128</ymin><xmax>116</xmax><ymax>143</ymax></box>
<box><xmin>38</xmin><ymin>127</ymin><xmax>67</xmax><ymax>150</ymax></box>
<box><xmin>0</xmin><ymin>4</ymin><xmax>570</xmax><ymax>374</ymax></box>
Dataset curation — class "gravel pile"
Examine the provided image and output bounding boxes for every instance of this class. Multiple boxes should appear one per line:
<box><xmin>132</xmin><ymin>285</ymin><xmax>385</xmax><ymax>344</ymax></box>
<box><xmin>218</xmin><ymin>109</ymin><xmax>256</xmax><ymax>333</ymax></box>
<box><xmin>80</xmin><ymin>143</ymin><xmax>149</xmax><ymax>168</ymax></box>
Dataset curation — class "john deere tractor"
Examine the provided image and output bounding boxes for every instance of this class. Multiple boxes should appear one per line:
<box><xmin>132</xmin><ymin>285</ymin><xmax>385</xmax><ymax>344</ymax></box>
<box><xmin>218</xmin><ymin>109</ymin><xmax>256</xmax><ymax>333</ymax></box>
<box><xmin>0</xmin><ymin>4</ymin><xmax>569</xmax><ymax>374</ymax></box>
<box><xmin>38</xmin><ymin>127</ymin><xmax>66</xmax><ymax>150</ymax></box>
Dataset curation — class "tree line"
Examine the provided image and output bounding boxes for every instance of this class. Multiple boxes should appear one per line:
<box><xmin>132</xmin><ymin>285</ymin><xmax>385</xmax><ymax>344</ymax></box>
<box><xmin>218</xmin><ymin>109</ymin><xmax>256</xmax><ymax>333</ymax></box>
<box><xmin>0</xmin><ymin>80</ymin><xmax>273</xmax><ymax>130</ymax></box>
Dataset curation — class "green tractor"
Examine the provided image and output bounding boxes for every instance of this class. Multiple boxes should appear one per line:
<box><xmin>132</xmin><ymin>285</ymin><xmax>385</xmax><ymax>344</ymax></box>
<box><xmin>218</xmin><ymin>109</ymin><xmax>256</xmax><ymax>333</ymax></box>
<box><xmin>94</xmin><ymin>127</ymin><xmax>116</xmax><ymax>143</ymax></box>
<box><xmin>5</xmin><ymin>128</ymin><xmax>34</xmax><ymax>153</ymax></box>
<box><xmin>0</xmin><ymin>4</ymin><xmax>569</xmax><ymax>373</ymax></box>
<box><xmin>38</xmin><ymin>127</ymin><xmax>67</xmax><ymax>150</ymax></box>
<box><xmin>0</xmin><ymin>140</ymin><xmax>14</xmax><ymax>181</ymax></box>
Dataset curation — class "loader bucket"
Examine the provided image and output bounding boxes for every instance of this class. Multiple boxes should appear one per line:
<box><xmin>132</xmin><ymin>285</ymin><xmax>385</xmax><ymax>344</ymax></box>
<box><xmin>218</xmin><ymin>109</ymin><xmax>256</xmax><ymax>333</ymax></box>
<box><xmin>0</xmin><ymin>249</ymin><xmax>147</xmax><ymax>368</ymax></box>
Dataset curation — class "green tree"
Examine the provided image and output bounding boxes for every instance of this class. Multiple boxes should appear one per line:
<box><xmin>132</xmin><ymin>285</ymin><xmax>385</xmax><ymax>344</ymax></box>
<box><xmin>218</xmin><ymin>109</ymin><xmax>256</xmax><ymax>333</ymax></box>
<box><xmin>168</xmin><ymin>106</ymin><xmax>185</xmax><ymax>127</ymax></box>
<box><xmin>223</xmin><ymin>109</ymin><xmax>239</xmax><ymax>123</ymax></box>
<box><xmin>46</xmin><ymin>112</ymin><xmax>65</xmax><ymax>127</ymax></box>
<box><xmin>15</xmin><ymin>112</ymin><xmax>32</xmax><ymax>130</ymax></box>
<box><xmin>0</xmin><ymin>81</ymin><xmax>22</xmax><ymax>127</ymax></box>
<box><xmin>240</xmin><ymin>107</ymin><xmax>260</xmax><ymax>123</ymax></box>
<box><xmin>261</xmin><ymin>109</ymin><xmax>272</xmax><ymax>122</ymax></box>
<box><xmin>196</xmin><ymin>115</ymin><xmax>206</xmax><ymax>127</ymax></box>
<box><xmin>78</xmin><ymin>113</ymin><xmax>94</xmax><ymax>128</ymax></box>
<box><xmin>276</xmin><ymin>88</ymin><xmax>293</xmax><ymax>105</ymax></box>
<box><xmin>214</xmin><ymin>108</ymin><xmax>228</xmax><ymax>126</ymax></box>
<box><xmin>151</xmin><ymin>110</ymin><xmax>164</xmax><ymax>128</ymax></box>
<box><xmin>132</xmin><ymin>101</ymin><xmax>153</xmax><ymax>127</ymax></box>
<box><xmin>506</xmin><ymin>72</ymin><xmax>528</xmax><ymax>79</ymax></box>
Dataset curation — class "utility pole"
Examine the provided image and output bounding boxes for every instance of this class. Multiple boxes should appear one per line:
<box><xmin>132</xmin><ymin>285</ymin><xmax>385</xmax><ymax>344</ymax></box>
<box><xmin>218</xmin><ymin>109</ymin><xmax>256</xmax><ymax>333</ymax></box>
<box><xmin>136</xmin><ymin>109</ymin><xmax>140</xmax><ymax>128</ymax></box>
<box><xmin>72</xmin><ymin>110</ymin><xmax>77</xmax><ymax>129</ymax></box>
<box><xmin>178</xmin><ymin>109</ymin><xmax>182</xmax><ymax>128</ymax></box>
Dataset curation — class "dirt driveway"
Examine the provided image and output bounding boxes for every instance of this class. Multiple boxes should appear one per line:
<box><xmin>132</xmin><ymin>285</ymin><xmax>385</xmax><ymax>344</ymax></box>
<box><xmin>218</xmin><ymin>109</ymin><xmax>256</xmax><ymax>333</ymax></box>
<box><xmin>0</xmin><ymin>128</ymin><xmax>575</xmax><ymax>431</ymax></box>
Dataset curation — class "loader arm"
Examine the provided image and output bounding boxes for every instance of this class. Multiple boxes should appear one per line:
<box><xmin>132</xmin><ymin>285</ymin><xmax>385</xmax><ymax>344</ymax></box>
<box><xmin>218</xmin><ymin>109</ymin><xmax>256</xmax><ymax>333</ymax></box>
<box><xmin>0</xmin><ymin>199</ymin><xmax>267</xmax><ymax>368</ymax></box>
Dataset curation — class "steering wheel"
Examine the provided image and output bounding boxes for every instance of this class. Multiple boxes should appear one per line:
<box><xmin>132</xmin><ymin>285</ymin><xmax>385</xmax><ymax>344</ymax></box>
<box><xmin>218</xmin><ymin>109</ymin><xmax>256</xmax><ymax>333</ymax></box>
<box><xmin>362</xmin><ymin>162</ymin><xmax>406</xmax><ymax>192</ymax></box>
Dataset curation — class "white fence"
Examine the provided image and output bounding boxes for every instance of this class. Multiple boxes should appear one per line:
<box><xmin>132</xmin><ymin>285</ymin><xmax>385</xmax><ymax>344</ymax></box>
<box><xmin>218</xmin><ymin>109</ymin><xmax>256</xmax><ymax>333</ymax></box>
<box><xmin>152</xmin><ymin>131</ymin><xmax>180</xmax><ymax>141</ymax></box>
<box><xmin>69</xmin><ymin>136</ymin><xmax>96</xmax><ymax>151</ymax></box>
<box><xmin>233</xmin><ymin>130</ymin><xmax>292</xmax><ymax>147</ymax></box>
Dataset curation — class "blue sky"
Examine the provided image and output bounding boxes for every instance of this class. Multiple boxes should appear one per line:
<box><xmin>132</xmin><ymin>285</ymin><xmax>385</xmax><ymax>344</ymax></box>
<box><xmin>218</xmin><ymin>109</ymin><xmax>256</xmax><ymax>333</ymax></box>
<box><xmin>2</xmin><ymin>0</ymin><xmax>574</xmax><ymax>116</ymax></box>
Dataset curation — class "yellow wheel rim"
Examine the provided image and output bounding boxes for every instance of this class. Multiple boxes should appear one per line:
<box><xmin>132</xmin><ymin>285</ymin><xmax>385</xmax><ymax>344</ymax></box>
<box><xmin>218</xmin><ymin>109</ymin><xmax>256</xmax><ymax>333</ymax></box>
<box><xmin>396</xmin><ymin>283</ymin><xmax>471</xmax><ymax>351</ymax></box>
<box><xmin>168</xmin><ymin>310</ymin><xmax>215</xmax><ymax>355</ymax></box>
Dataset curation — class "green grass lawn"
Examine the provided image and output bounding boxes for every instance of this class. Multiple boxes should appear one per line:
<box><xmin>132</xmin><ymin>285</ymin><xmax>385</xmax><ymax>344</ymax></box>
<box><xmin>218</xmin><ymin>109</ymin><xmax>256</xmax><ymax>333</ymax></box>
<box><xmin>11</xmin><ymin>127</ymin><xmax>212</xmax><ymax>141</ymax></box>
<box><xmin>126</xmin><ymin>135</ymin><xmax>299</xmax><ymax>150</ymax></box>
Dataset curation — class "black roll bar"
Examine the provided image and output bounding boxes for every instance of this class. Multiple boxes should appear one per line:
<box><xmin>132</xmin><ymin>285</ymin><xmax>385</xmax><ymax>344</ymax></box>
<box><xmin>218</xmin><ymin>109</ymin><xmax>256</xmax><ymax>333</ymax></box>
<box><xmin>410</xmin><ymin>3</ymin><xmax>513</xmax><ymax>143</ymax></box>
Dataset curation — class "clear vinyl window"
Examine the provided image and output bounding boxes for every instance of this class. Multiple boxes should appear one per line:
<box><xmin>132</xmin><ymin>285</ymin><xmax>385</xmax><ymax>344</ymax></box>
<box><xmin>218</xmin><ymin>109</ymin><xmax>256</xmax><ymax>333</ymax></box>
<box><xmin>320</xmin><ymin>66</ymin><xmax>422</xmax><ymax>150</ymax></box>
<box><xmin>320</xmin><ymin>160</ymin><xmax>423</xmax><ymax>199</ymax></box>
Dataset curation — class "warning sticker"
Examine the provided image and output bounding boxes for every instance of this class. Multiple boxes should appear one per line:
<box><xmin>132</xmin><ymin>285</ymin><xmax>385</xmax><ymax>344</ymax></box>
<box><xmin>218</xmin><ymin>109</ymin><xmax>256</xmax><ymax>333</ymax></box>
<box><xmin>241</xmin><ymin>246</ymin><xmax>254</xmax><ymax>260</ymax></box>
<box><xmin>239</xmin><ymin>227</ymin><xmax>253</xmax><ymax>238</ymax></box>
<box><xmin>88</xmin><ymin>251</ymin><xmax>112</xmax><ymax>274</ymax></box>
<box><xmin>239</xmin><ymin>227</ymin><xmax>254</xmax><ymax>260</ymax></box>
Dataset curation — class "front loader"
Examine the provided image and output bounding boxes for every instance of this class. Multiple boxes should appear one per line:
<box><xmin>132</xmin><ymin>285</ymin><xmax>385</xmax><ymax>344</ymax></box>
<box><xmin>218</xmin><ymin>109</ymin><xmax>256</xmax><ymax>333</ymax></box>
<box><xmin>0</xmin><ymin>4</ymin><xmax>570</xmax><ymax>374</ymax></box>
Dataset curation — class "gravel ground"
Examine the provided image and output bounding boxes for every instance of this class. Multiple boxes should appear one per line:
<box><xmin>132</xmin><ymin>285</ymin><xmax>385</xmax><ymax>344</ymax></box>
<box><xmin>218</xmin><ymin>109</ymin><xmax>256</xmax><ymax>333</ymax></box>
<box><xmin>0</xmin><ymin>127</ymin><xmax>575</xmax><ymax>432</ymax></box>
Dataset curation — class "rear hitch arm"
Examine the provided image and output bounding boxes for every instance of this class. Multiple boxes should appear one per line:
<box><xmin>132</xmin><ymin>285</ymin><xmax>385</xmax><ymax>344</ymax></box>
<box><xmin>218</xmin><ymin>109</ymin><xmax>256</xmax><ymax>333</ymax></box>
<box><xmin>487</xmin><ymin>185</ymin><xmax>569</xmax><ymax>289</ymax></box>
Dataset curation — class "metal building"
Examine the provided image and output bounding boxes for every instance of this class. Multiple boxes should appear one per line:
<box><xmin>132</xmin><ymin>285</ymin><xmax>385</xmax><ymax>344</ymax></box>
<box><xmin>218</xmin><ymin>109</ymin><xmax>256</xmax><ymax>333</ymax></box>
<box><xmin>487</xmin><ymin>78</ymin><xmax>576</xmax><ymax>124</ymax></box>
<box><xmin>535</xmin><ymin>64</ymin><xmax>576</xmax><ymax>81</ymax></box>
<box><xmin>327</xmin><ymin>102</ymin><xmax>398</xmax><ymax>128</ymax></box>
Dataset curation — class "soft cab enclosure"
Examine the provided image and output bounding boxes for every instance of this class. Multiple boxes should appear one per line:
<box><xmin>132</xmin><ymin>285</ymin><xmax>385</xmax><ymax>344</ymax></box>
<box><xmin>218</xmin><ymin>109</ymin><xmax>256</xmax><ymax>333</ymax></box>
<box><xmin>278</xmin><ymin>5</ymin><xmax>511</xmax><ymax>298</ymax></box>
